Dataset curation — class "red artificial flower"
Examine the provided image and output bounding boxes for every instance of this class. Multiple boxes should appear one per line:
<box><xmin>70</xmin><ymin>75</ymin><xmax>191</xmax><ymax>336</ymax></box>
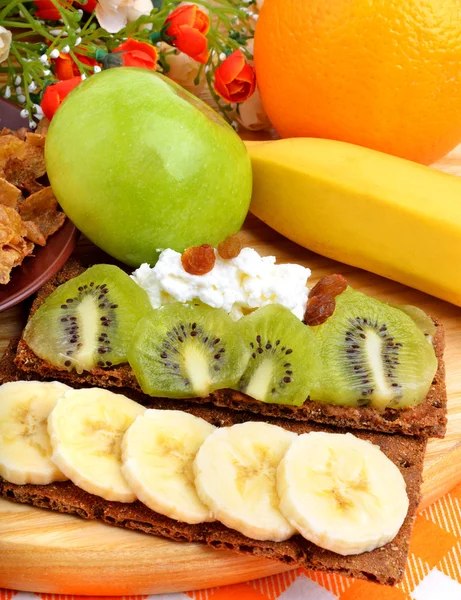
<box><xmin>75</xmin><ymin>0</ymin><xmax>97</xmax><ymax>12</ymax></box>
<box><xmin>112</xmin><ymin>39</ymin><xmax>158</xmax><ymax>69</ymax></box>
<box><xmin>33</xmin><ymin>0</ymin><xmax>73</xmax><ymax>20</ymax></box>
<box><xmin>41</xmin><ymin>77</ymin><xmax>81</xmax><ymax>121</ymax></box>
<box><xmin>165</xmin><ymin>4</ymin><xmax>209</xmax><ymax>64</ymax></box>
<box><xmin>53</xmin><ymin>52</ymin><xmax>99</xmax><ymax>80</ymax></box>
<box><xmin>214</xmin><ymin>49</ymin><xmax>256</xmax><ymax>104</ymax></box>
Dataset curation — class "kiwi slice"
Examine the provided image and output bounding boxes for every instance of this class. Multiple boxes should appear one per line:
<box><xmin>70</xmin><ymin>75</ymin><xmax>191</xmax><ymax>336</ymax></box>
<box><xmin>392</xmin><ymin>304</ymin><xmax>436</xmax><ymax>343</ymax></box>
<box><xmin>236</xmin><ymin>304</ymin><xmax>320</xmax><ymax>406</ymax></box>
<box><xmin>128</xmin><ymin>303</ymin><xmax>249</xmax><ymax>398</ymax></box>
<box><xmin>24</xmin><ymin>264</ymin><xmax>152</xmax><ymax>373</ymax></box>
<box><xmin>311</xmin><ymin>288</ymin><xmax>438</xmax><ymax>409</ymax></box>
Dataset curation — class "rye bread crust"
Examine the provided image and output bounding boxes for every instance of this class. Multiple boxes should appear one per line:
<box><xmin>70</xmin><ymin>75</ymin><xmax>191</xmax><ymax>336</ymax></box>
<box><xmin>0</xmin><ymin>344</ymin><xmax>426</xmax><ymax>586</ymax></box>
<box><xmin>13</xmin><ymin>259</ymin><xmax>447</xmax><ymax>438</ymax></box>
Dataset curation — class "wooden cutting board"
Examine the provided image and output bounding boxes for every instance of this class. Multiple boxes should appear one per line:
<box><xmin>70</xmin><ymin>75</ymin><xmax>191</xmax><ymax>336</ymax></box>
<box><xmin>0</xmin><ymin>149</ymin><xmax>461</xmax><ymax>595</ymax></box>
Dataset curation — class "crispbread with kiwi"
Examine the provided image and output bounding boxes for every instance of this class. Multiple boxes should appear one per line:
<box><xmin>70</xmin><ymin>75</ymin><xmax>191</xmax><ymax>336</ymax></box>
<box><xmin>0</xmin><ymin>345</ymin><xmax>425</xmax><ymax>586</ymax></box>
<box><xmin>13</xmin><ymin>259</ymin><xmax>447</xmax><ymax>438</ymax></box>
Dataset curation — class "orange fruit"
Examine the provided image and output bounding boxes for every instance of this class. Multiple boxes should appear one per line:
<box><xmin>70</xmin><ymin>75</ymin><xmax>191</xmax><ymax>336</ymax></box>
<box><xmin>254</xmin><ymin>0</ymin><xmax>461</xmax><ymax>165</ymax></box>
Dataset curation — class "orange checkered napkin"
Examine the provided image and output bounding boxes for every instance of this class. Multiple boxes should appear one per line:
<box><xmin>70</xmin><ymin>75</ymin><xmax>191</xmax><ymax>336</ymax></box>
<box><xmin>3</xmin><ymin>481</ymin><xmax>461</xmax><ymax>600</ymax></box>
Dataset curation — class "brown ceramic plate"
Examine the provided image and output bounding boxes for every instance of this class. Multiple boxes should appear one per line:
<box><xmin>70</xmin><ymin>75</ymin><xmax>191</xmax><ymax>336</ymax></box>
<box><xmin>0</xmin><ymin>98</ymin><xmax>78</xmax><ymax>312</ymax></box>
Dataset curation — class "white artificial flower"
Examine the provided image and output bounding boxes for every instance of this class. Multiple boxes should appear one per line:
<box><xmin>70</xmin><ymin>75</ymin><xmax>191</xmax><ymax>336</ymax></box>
<box><xmin>0</xmin><ymin>27</ymin><xmax>12</xmax><ymax>63</ymax></box>
<box><xmin>236</xmin><ymin>86</ymin><xmax>271</xmax><ymax>131</ymax></box>
<box><xmin>164</xmin><ymin>49</ymin><xmax>206</xmax><ymax>92</ymax></box>
<box><xmin>95</xmin><ymin>0</ymin><xmax>153</xmax><ymax>34</ymax></box>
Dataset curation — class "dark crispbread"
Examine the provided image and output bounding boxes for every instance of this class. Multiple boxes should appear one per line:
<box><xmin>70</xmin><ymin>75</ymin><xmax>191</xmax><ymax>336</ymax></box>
<box><xmin>0</xmin><ymin>343</ymin><xmax>426</xmax><ymax>586</ymax></box>
<box><xmin>13</xmin><ymin>259</ymin><xmax>447</xmax><ymax>438</ymax></box>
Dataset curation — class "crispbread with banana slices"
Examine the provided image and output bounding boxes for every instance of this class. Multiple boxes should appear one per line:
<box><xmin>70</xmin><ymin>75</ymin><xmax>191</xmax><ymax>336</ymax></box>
<box><xmin>0</xmin><ymin>342</ymin><xmax>426</xmax><ymax>586</ymax></box>
<box><xmin>13</xmin><ymin>259</ymin><xmax>447</xmax><ymax>438</ymax></box>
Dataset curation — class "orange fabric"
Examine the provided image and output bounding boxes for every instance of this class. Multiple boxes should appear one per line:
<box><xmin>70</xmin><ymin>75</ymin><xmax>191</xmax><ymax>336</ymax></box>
<box><xmin>3</xmin><ymin>484</ymin><xmax>461</xmax><ymax>599</ymax></box>
<box><xmin>254</xmin><ymin>0</ymin><xmax>461</xmax><ymax>165</ymax></box>
<box><xmin>409</xmin><ymin>514</ymin><xmax>458</xmax><ymax>566</ymax></box>
<box><xmin>208</xmin><ymin>583</ymin><xmax>269</xmax><ymax>599</ymax></box>
<box><xmin>339</xmin><ymin>580</ymin><xmax>408</xmax><ymax>600</ymax></box>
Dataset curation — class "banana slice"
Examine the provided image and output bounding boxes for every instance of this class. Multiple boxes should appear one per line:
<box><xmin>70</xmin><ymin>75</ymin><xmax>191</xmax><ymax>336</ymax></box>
<box><xmin>193</xmin><ymin>422</ymin><xmax>297</xmax><ymax>541</ymax></box>
<box><xmin>0</xmin><ymin>381</ymin><xmax>70</xmax><ymax>485</ymax></box>
<box><xmin>48</xmin><ymin>388</ymin><xmax>144</xmax><ymax>502</ymax></box>
<box><xmin>277</xmin><ymin>432</ymin><xmax>409</xmax><ymax>555</ymax></box>
<box><xmin>121</xmin><ymin>409</ymin><xmax>216</xmax><ymax>524</ymax></box>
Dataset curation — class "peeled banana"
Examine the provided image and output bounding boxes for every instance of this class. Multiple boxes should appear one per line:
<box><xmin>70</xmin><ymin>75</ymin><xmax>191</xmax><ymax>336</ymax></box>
<box><xmin>247</xmin><ymin>138</ymin><xmax>461</xmax><ymax>306</ymax></box>
<box><xmin>277</xmin><ymin>432</ymin><xmax>409</xmax><ymax>556</ymax></box>
<box><xmin>0</xmin><ymin>381</ymin><xmax>70</xmax><ymax>485</ymax></box>
<box><xmin>0</xmin><ymin>383</ymin><xmax>411</xmax><ymax>555</ymax></box>
<box><xmin>48</xmin><ymin>387</ymin><xmax>145</xmax><ymax>502</ymax></box>
<box><xmin>122</xmin><ymin>409</ymin><xmax>216</xmax><ymax>524</ymax></box>
<box><xmin>193</xmin><ymin>421</ymin><xmax>297</xmax><ymax>541</ymax></box>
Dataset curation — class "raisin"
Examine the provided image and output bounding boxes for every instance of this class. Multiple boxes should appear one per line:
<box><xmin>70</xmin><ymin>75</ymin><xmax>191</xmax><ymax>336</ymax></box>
<box><xmin>181</xmin><ymin>244</ymin><xmax>216</xmax><ymax>275</ymax></box>
<box><xmin>303</xmin><ymin>294</ymin><xmax>336</xmax><ymax>326</ymax></box>
<box><xmin>217</xmin><ymin>233</ymin><xmax>243</xmax><ymax>259</ymax></box>
<box><xmin>308</xmin><ymin>274</ymin><xmax>348</xmax><ymax>299</ymax></box>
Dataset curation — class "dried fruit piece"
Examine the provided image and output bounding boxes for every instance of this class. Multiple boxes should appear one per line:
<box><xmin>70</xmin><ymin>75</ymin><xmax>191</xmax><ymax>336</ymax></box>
<box><xmin>6</xmin><ymin>238</ymin><xmax>34</xmax><ymax>265</ymax></box>
<box><xmin>181</xmin><ymin>244</ymin><xmax>216</xmax><ymax>275</ymax></box>
<box><xmin>0</xmin><ymin>122</ymin><xmax>57</xmax><ymax>285</ymax></box>
<box><xmin>23</xmin><ymin>221</ymin><xmax>46</xmax><ymax>246</ymax></box>
<box><xmin>25</xmin><ymin>132</ymin><xmax>46</xmax><ymax>148</ymax></box>
<box><xmin>0</xmin><ymin>205</ymin><xmax>34</xmax><ymax>284</ymax></box>
<box><xmin>217</xmin><ymin>233</ymin><xmax>243</xmax><ymax>259</ymax></box>
<box><xmin>0</xmin><ymin>136</ymin><xmax>25</xmax><ymax>169</ymax></box>
<box><xmin>303</xmin><ymin>294</ymin><xmax>336</xmax><ymax>326</ymax></box>
<box><xmin>309</xmin><ymin>274</ymin><xmax>348</xmax><ymax>299</ymax></box>
<box><xmin>19</xmin><ymin>187</ymin><xmax>66</xmax><ymax>240</ymax></box>
<box><xmin>36</xmin><ymin>119</ymin><xmax>50</xmax><ymax>136</ymax></box>
<box><xmin>0</xmin><ymin>178</ymin><xmax>21</xmax><ymax>209</ymax></box>
<box><xmin>3</xmin><ymin>157</ymin><xmax>43</xmax><ymax>194</ymax></box>
<box><xmin>1</xmin><ymin>127</ymin><xmax>28</xmax><ymax>141</ymax></box>
<box><xmin>0</xmin><ymin>247</ymin><xmax>22</xmax><ymax>284</ymax></box>
<box><xmin>0</xmin><ymin>205</ymin><xmax>27</xmax><ymax>243</ymax></box>
<box><xmin>3</xmin><ymin>135</ymin><xmax>46</xmax><ymax>193</ymax></box>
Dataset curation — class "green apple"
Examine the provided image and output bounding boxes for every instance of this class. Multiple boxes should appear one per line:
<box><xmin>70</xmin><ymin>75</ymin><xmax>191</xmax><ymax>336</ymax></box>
<box><xmin>45</xmin><ymin>68</ymin><xmax>252</xmax><ymax>267</ymax></box>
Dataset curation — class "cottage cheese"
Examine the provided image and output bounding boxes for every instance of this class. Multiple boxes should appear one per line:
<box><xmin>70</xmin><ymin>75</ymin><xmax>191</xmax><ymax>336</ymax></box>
<box><xmin>131</xmin><ymin>247</ymin><xmax>311</xmax><ymax>320</ymax></box>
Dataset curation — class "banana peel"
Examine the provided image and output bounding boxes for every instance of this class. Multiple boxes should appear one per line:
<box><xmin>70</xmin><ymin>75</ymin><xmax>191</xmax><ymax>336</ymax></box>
<box><xmin>246</xmin><ymin>138</ymin><xmax>461</xmax><ymax>306</ymax></box>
